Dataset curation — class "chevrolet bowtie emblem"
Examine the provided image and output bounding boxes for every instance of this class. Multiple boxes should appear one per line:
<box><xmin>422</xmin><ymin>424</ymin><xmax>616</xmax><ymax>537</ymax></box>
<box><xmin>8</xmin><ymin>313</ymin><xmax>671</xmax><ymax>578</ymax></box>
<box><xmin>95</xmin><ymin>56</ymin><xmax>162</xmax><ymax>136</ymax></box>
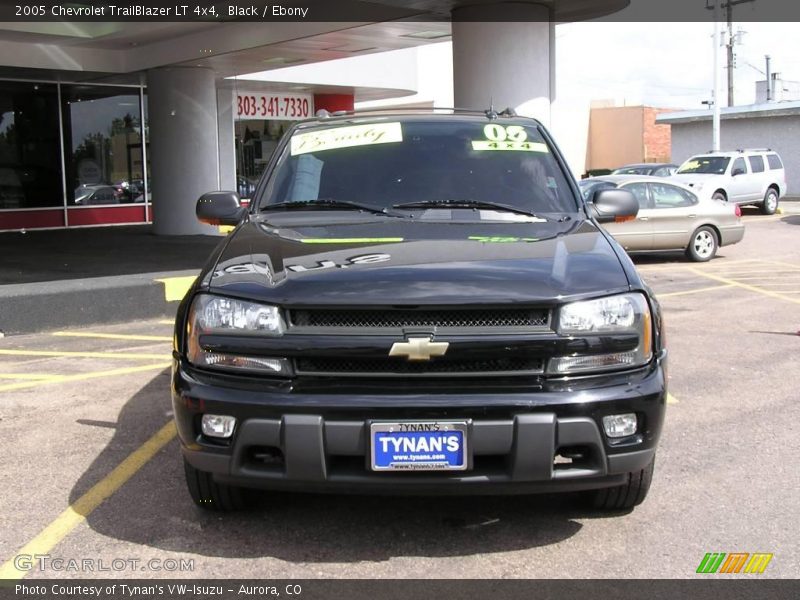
<box><xmin>389</xmin><ymin>336</ymin><xmax>449</xmax><ymax>361</ymax></box>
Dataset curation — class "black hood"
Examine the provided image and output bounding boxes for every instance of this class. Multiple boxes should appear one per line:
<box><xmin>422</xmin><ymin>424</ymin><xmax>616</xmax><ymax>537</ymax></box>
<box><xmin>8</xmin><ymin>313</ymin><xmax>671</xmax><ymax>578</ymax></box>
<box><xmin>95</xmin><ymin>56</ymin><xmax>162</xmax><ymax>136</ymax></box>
<box><xmin>201</xmin><ymin>215</ymin><xmax>631</xmax><ymax>306</ymax></box>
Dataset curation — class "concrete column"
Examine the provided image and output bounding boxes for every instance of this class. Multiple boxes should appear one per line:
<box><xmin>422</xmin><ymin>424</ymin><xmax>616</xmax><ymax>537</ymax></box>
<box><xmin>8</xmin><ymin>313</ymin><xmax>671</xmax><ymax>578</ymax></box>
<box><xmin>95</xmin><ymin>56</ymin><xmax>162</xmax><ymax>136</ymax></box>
<box><xmin>216</xmin><ymin>86</ymin><xmax>236</xmax><ymax>192</ymax></box>
<box><xmin>147</xmin><ymin>67</ymin><xmax>220</xmax><ymax>235</ymax></box>
<box><xmin>452</xmin><ymin>3</ymin><xmax>552</xmax><ymax>125</ymax></box>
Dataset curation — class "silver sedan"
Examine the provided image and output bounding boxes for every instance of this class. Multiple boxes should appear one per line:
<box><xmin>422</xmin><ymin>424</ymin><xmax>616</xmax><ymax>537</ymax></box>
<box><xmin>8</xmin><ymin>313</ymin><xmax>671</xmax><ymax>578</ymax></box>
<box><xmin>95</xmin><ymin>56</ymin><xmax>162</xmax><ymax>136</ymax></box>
<box><xmin>579</xmin><ymin>175</ymin><xmax>745</xmax><ymax>261</ymax></box>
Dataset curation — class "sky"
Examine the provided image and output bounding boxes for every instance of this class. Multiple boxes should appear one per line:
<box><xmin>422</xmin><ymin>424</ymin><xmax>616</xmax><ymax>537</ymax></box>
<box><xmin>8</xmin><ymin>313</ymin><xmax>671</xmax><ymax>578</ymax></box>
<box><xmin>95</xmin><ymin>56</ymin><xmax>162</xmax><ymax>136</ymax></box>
<box><xmin>556</xmin><ymin>21</ymin><xmax>800</xmax><ymax>109</ymax></box>
<box><xmin>248</xmin><ymin>15</ymin><xmax>800</xmax><ymax>113</ymax></box>
<box><xmin>348</xmin><ymin>21</ymin><xmax>800</xmax><ymax>112</ymax></box>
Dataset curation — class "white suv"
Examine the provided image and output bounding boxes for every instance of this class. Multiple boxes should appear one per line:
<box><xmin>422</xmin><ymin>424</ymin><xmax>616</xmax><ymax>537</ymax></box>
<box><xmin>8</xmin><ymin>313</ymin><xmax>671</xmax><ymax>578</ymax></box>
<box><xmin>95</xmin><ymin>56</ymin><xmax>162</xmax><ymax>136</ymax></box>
<box><xmin>672</xmin><ymin>149</ymin><xmax>786</xmax><ymax>215</ymax></box>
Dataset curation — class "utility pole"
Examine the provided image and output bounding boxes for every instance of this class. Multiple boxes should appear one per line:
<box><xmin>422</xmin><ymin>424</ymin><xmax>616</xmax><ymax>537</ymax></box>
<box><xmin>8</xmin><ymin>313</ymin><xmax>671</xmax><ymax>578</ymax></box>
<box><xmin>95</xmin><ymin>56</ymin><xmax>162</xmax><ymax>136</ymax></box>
<box><xmin>707</xmin><ymin>0</ymin><xmax>756</xmax><ymax>107</ymax></box>
<box><xmin>726</xmin><ymin>3</ymin><xmax>735</xmax><ymax>105</ymax></box>
<box><xmin>712</xmin><ymin>1</ymin><xmax>721</xmax><ymax>151</ymax></box>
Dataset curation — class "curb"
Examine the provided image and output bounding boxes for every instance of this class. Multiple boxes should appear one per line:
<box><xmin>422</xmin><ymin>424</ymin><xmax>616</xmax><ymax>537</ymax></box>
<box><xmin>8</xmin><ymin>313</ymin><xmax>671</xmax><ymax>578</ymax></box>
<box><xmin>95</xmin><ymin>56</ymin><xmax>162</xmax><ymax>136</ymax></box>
<box><xmin>0</xmin><ymin>270</ymin><xmax>197</xmax><ymax>335</ymax></box>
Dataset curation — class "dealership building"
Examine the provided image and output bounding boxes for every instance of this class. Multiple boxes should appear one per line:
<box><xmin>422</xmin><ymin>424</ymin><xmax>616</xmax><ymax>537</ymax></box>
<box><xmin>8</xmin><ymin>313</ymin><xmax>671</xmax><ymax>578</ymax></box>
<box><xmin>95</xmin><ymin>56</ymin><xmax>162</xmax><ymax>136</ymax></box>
<box><xmin>0</xmin><ymin>0</ymin><xmax>626</xmax><ymax>235</ymax></box>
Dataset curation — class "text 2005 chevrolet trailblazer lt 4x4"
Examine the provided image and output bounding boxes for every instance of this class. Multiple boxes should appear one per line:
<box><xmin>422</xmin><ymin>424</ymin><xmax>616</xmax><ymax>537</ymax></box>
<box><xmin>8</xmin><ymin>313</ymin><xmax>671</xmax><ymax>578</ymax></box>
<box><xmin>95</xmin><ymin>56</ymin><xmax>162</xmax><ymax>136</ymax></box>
<box><xmin>172</xmin><ymin>110</ymin><xmax>667</xmax><ymax>512</ymax></box>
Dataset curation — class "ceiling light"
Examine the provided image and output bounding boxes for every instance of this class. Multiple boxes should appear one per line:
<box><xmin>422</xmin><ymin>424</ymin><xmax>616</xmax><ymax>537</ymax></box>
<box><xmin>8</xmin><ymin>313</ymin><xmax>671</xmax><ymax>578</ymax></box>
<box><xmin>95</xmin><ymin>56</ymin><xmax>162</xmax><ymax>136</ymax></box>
<box><xmin>402</xmin><ymin>30</ymin><xmax>450</xmax><ymax>40</ymax></box>
<box><xmin>324</xmin><ymin>44</ymin><xmax>377</xmax><ymax>53</ymax></box>
<box><xmin>262</xmin><ymin>57</ymin><xmax>304</xmax><ymax>65</ymax></box>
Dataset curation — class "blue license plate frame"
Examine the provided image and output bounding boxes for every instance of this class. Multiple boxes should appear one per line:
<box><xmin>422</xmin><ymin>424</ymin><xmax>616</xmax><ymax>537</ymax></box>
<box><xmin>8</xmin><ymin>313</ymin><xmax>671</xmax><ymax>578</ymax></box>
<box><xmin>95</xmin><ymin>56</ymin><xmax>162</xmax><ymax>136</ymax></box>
<box><xmin>369</xmin><ymin>421</ymin><xmax>469</xmax><ymax>471</ymax></box>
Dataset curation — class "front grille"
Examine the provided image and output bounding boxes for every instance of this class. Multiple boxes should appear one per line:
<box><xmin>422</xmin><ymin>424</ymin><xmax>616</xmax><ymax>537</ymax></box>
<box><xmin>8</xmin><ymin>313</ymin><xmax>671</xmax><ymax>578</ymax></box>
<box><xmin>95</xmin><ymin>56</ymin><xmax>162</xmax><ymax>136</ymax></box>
<box><xmin>290</xmin><ymin>308</ymin><xmax>549</xmax><ymax>331</ymax></box>
<box><xmin>296</xmin><ymin>356</ymin><xmax>544</xmax><ymax>377</ymax></box>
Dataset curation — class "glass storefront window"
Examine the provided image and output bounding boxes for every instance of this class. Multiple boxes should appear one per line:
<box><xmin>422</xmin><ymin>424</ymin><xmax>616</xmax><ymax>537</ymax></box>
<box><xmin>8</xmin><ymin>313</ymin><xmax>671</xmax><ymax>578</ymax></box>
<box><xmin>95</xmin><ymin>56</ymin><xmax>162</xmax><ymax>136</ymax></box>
<box><xmin>0</xmin><ymin>81</ymin><xmax>62</xmax><ymax>209</ymax></box>
<box><xmin>141</xmin><ymin>91</ymin><xmax>151</xmax><ymax>209</ymax></box>
<box><xmin>62</xmin><ymin>85</ymin><xmax>145</xmax><ymax>206</ymax></box>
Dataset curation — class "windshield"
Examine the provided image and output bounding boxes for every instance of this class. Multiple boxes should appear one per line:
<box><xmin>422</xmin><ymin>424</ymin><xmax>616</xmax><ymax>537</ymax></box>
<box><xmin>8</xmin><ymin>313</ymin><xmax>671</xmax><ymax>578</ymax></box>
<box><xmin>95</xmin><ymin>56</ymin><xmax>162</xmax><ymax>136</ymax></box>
<box><xmin>259</xmin><ymin>119</ymin><xmax>579</xmax><ymax>215</ymax></box>
<box><xmin>578</xmin><ymin>179</ymin><xmax>616</xmax><ymax>201</ymax></box>
<box><xmin>613</xmin><ymin>167</ymin><xmax>649</xmax><ymax>175</ymax></box>
<box><xmin>74</xmin><ymin>188</ymin><xmax>94</xmax><ymax>203</ymax></box>
<box><xmin>677</xmin><ymin>156</ymin><xmax>730</xmax><ymax>175</ymax></box>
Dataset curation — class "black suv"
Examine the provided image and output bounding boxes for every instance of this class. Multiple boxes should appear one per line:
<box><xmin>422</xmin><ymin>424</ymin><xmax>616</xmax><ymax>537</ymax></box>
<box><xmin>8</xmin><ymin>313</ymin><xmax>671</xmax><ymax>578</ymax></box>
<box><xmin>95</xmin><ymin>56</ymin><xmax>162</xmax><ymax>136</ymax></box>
<box><xmin>173</xmin><ymin>111</ymin><xmax>667</xmax><ymax>511</ymax></box>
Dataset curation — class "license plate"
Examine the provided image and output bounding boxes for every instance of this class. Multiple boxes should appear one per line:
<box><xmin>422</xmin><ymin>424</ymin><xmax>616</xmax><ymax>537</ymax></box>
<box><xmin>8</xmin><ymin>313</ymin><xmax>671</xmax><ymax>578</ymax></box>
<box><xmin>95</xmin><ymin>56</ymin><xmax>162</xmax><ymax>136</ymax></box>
<box><xmin>370</xmin><ymin>421</ymin><xmax>468</xmax><ymax>471</ymax></box>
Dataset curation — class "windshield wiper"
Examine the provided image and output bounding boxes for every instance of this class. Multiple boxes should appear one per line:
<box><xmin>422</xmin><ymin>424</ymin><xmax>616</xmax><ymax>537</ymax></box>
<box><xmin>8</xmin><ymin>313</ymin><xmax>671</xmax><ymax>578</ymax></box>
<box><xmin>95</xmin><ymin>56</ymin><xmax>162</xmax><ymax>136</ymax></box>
<box><xmin>262</xmin><ymin>198</ymin><xmax>402</xmax><ymax>217</ymax></box>
<box><xmin>392</xmin><ymin>199</ymin><xmax>556</xmax><ymax>220</ymax></box>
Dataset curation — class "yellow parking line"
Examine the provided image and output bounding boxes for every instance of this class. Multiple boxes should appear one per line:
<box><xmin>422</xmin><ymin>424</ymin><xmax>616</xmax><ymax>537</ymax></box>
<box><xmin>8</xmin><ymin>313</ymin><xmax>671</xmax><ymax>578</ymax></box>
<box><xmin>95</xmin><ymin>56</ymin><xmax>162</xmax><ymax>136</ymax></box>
<box><xmin>738</xmin><ymin>282</ymin><xmax>800</xmax><ymax>287</ymax></box>
<box><xmin>158</xmin><ymin>319</ymin><xmax>174</xmax><ymax>325</ymax></box>
<box><xmin>0</xmin><ymin>421</ymin><xmax>176</xmax><ymax>580</ymax></box>
<box><xmin>0</xmin><ymin>363</ymin><xmax>169</xmax><ymax>393</ymax></box>
<box><xmin>0</xmin><ymin>373</ymin><xmax>62</xmax><ymax>381</ymax></box>
<box><xmin>636</xmin><ymin>258</ymin><xmax>761</xmax><ymax>273</ymax></box>
<box><xmin>667</xmin><ymin>393</ymin><xmax>678</xmax><ymax>405</ymax></box>
<box><xmin>52</xmin><ymin>332</ymin><xmax>172</xmax><ymax>342</ymax></box>
<box><xmin>155</xmin><ymin>275</ymin><xmax>196</xmax><ymax>302</ymax></box>
<box><xmin>0</xmin><ymin>349</ymin><xmax>170</xmax><ymax>360</ymax></box>
<box><xmin>659</xmin><ymin>284</ymin><xmax>734</xmax><ymax>298</ymax></box>
<box><xmin>688</xmin><ymin>268</ymin><xmax>800</xmax><ymax>306</ymax></box>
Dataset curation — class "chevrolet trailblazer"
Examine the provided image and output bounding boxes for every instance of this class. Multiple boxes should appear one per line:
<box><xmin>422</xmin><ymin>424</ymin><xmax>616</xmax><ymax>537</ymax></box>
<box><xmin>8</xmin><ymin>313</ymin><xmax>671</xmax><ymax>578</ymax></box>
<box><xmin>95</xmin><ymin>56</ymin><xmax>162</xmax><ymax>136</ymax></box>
<box><xmin>172</xmin><ymin>110</ymin><xmax>667</xmax><ymax>512</ymax></box>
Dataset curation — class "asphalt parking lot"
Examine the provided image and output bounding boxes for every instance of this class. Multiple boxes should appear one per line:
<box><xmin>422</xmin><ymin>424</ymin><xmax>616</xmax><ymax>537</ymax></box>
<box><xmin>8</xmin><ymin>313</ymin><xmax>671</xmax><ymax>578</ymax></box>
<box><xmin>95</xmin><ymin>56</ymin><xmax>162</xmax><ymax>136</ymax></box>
<box><xmin>1</xmin><ymin>207</ymin><xmax>799</xmax><ymax>580</ymax></box>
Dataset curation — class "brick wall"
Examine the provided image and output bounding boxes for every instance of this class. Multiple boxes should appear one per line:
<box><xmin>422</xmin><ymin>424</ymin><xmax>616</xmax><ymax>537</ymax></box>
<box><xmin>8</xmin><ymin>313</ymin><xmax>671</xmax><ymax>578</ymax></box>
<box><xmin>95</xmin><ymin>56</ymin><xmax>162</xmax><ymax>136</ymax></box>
<box><xmin>643</xmin><ymin>107</ymin><xmax>672</xmax><ymax>163</ymax></box>
<box><xmin>587</xmin><ymin>106</ymin><xmax>644</xmax><ymax>170</ymax></box>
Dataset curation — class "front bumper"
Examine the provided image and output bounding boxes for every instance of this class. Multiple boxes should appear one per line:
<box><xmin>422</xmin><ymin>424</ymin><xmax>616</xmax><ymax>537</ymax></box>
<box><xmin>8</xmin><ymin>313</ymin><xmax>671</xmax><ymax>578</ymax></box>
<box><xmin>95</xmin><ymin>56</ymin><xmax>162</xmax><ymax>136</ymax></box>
<box><xmin>173</xmin><ymin>352</ymin><xmax>666</xmax><ymax>495</ymax></box>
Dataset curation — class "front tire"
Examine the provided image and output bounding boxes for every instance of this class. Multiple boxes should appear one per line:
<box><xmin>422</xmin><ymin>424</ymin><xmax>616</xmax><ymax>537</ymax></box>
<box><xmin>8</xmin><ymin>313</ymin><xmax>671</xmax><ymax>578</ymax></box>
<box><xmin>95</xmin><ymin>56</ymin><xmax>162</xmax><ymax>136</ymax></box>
<box><xmin>184</xmin><ymin>459</ymin><xmax>248</xmax><ymax>511</ymax></box>
<box><xmin>685</xmin><ymin>226</ymin><xmax>718</xmax><ymax>262</ymax></box>
<box><xmin>591</xmin><ymin>455</ymin><xmax>655</xmax><ymax>510</ymax></box>
<box><xmin>761</xmin><ymin>187</ymin><xmax>779</xmax><ymax>215</ymax></box>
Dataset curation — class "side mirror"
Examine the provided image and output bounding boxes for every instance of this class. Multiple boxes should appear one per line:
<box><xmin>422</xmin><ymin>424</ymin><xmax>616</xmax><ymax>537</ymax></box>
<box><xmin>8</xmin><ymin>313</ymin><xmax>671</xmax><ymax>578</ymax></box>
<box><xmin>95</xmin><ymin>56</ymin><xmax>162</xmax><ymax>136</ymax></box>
<box><xmin>731</xmin><ymin>167</ymin><xmax>745</xmax><ymax>176</ymax></box>
<box><xmin>590</xmin><ymin>189</ymin><xmax>639</xmax><ymax>223</ymax></box>
<box><xmin>196</xmin><ymin>191</ymin><xmax>247</xmax><ymax>226</ymax></box>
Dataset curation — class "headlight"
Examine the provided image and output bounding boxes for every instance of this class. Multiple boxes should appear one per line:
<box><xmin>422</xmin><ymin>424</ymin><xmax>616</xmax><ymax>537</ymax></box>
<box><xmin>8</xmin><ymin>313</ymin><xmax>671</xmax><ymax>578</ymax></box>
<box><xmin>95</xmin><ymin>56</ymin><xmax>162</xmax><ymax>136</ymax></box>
<box><xmin>549</xmin><ymin>293</ymin><xmax>652</xmax><ymax>374</ymax></box>
<box><xmin>186</xmin><ymin>294</ymin><xmax>290</xmax><ymax>375</ymax></box>
<box><xmin>192</xmin><ymin>294</ymin><xmax>284</xmax><ymax>333</ymax></box>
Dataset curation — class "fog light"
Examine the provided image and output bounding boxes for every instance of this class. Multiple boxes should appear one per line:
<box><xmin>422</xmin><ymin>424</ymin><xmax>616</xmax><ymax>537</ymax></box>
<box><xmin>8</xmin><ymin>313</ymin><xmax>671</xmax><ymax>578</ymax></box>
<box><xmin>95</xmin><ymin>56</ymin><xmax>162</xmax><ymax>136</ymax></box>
<box><xmin>201</xmin><ymin>414</ymin><xmax>236</xmax><ymax>438</ymax></box>
<box><xmin>602</xmin><ymin>413</ymin><xmax>637</xmax><ymax>438</ymax></box>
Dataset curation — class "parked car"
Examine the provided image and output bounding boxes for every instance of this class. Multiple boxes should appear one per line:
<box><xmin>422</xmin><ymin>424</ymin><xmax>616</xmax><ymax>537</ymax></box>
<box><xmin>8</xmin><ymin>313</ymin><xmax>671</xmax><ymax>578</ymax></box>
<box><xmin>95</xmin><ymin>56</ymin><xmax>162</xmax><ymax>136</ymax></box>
<box><xmin>579</xmin><ymin>175</ymin><xmax>744</xmax><ymax>261</ymax></box>
<box><xmin>173</xmin><ymin>111</ymin><xmax>667</xmax><ymax>512</ymax></box>
<box><xmin>612</xmin><ymin>163</ymin><xmax>678</xmax><ymax>177</ymax></box>
<box><xmin>113</xmin><ymin>179</ymin><xmax>144</xmax><ymax>202</ymax></box>
<box><xmin>671</xmin><ymin>149</ymin><xmax>785</xmax><ymax>215</ymax></box>
<box><xmin>74</xmin><ymin>184</ymin><xmax>121</xmax><ymax>205</ymax></box>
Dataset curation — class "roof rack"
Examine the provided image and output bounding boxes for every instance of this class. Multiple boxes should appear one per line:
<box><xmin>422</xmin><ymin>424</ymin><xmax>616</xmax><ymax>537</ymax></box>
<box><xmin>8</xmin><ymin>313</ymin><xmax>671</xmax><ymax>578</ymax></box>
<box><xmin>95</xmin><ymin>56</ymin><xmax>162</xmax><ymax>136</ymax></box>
<box><xmin>307</xmin><ymin>106</ymin><xmax>531</xmax><ymax>120</ymax></box>
<box><xmin>705</xmin><ymin>148</ymin><xmax>772</xmax><ymax>154</ymax></box>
